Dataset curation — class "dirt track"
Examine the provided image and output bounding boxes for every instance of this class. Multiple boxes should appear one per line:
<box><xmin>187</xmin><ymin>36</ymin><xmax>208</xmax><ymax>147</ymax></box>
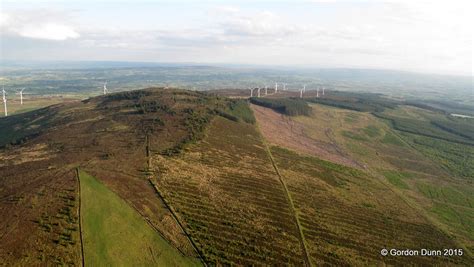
<box><xmin>251</xmin><ymin>104</ymin><xmax>361</xmax><ymax>168</ymax></box>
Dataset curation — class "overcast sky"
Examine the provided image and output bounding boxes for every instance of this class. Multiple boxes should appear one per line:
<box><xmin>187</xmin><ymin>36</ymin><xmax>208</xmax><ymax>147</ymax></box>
<box><xmin>0</xmin><ymin>0</ymin><xmax>472</xmax><ymax>76</ymax></box>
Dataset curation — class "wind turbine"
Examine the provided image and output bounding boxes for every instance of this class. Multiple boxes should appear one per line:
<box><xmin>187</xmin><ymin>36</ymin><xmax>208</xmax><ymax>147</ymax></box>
<box><xmin>16</xmin><ymin>88</ymin><xmax>25</xmax><ymax>105</ymax></box>
<box><xmin>299</xmin><ymin>87</ymin><xmax>303</xmax><ymax>98</ymax></box>
<box><xmin>275</xmin><ymin>82</ymin><xmax>278</xmax><ymax>93</ymax></box>
<box><xmin>249</xmin><ymin>87</ymin><xmax>254</xmax><ymax>97</ymax></box>
<box><xmin>322</xmin><ymin>87</ymin><xmax>325</xmax><ymax>96</ymax></box>
<box><xmin>303</xmin><ymin>84</ymin><xmax>306</xmax><ymax>93</ymax></box>
<box><xmin>264</xmin><ymin>85</ymin><xmax>268</xmax><ymax>95</ymax></box>
<box><xmin>257</xmin><ymin>87</ymin><xmax>261</xmax><ymax>98</ymax></box>
<box><xmin>103</xmin><ymin>81</ymin><xmax>108</xmax><ymax>95</ymax></box>
<box><xmin>2</xmin><ymin>87</ymin><xmax>7</xmax><ymax>117</ymax></box>
<box><xmin>316</xmin><ymin>87</ymin><xmax>320</xmax><ymax>98</ymax></box>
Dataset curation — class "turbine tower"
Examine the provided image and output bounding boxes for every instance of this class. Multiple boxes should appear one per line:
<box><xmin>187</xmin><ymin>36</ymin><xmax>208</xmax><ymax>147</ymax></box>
<box><xmin>2</xmin><ymin>87</ymin><xmax>7</xmax><ymax>117</ymax></box>
<box><xmin>303</xmin><ymin>84</ymin><xmax>306</xmax><ymax>93</ymax></box>
<box><xmin>316</xmin><ymin>87</ymin><xmax>320</xmax><ymax>98</ymax></box>
<box><xmin>257</xmin><ymin>87</ymin><xmax>261</xmax><ymax>98</ymax></box>
<box><xmin>249</xmin><ymin>87</ymin><xmax>254</xmax><ymax>97</ymax></box>
<box><xmin>264</xmin><ymin>85</ymin><xmax>268</xmax><ymax>95</ymax></box>
<box><xmin>322</xmin><ymin>87</ymin><xmax>325</xmax><ymax>96</ymax></box>
<box><xmin>103</xmin><ymin>81</ymin><xmax>108</xmax><ymax>95</ymax></box>
<box><xmin>275</xmin><ymin>82</ymin><xmax>278</xmax><ymax>93</ymax></box>
<box><xmin>17</xmin><ymin>88</ymin><xmax>25</xmax><ymax>105</ymax></box>
<box><xmin>300</xmin><ymin>88</ymin><xmax>303</xmax><ymax>98</ymax></box>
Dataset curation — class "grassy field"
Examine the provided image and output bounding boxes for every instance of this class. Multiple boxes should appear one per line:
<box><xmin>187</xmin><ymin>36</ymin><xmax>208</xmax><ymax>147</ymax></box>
<box><xmin>415</xmin><ymin>181</ymin><xmax>474</xmax><ymax>240</ymax></box>
<box><xmin>382</xmin><ymin>170</ymin><xmax>411</xmax><ymax>189</ymax></box>
<box><xmin>79</xmin><ymin>170</ymin><xmax>201</xmax><ymax>266</ymax></box>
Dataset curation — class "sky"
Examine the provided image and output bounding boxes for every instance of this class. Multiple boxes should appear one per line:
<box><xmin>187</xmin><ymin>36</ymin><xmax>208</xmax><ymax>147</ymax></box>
<box><xmin>0</xmin><ymin>0</ymin><xmax>472</xmax><ymax>76</ymax></box>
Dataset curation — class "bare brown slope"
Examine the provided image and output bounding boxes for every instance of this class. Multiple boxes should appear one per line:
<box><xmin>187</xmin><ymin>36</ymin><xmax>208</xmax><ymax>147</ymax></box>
<box><xmin>251</xmin><ymin>104</ymin><xmax>361</xmax><ymax>168</ymax></box>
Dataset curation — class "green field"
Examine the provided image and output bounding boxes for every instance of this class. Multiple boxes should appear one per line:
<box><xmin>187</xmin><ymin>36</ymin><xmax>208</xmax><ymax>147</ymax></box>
<box><xmin>416</xmin><ymin>181</ymin><xmax>474</xmax><ymax>240</ymax></box>
<box><xmin>382</xmin><ymin>170</ymin><xmax>412</xmax><ymax>189</ymax></box>
<box><xmin>79</xmin><ymin>170</ymin><xmax>201</xmax><ymax>266</ymax></box>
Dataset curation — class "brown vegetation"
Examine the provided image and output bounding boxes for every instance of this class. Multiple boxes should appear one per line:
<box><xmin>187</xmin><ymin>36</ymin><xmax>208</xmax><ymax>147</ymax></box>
<box><xmin>0</xmin><ymin>88</ymin><xmax>227</xmax><ymax>264</ymax></box>
<box><xmin>251</xmin><ymin>104</ymin><xmax>361</xmax><ymax>168</ymax></box>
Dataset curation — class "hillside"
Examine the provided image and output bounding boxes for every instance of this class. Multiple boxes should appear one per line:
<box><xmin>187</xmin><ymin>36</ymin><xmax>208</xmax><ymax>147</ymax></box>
<box><xmin>0</xmin><ymin>88</ymin><xmax>472</xmax><ymax>265</ymax></box>
<box><xmin>0</xmin><ymin>88</ymin><xmax>238</xmax><ymax>264</ymax></box>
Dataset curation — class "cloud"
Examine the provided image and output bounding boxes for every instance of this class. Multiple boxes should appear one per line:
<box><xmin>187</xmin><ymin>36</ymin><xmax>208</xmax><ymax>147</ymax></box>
<box><xmin>18</xmin><ymin>23</ymin><xmax>79</xmax><ymax>40</ymax></box>
<box><xmin>1</xmin><ymin>1</ymin><xmax>471</xmax><ymax>75</ymax></box>
<box><xmin>65</xmin><ymin>6</ymin><xmax>398</xmax><ymax>59</ymax></box>
<box><xmin>219</xmin><ymin>11</ymin><xmax>299</xmax><ymax>37</ymax></box>
<box><xmin>209</xmin><ymin>5</ymin><xmax>240</xmax><ymax>15</ymax></box>
<box><xmin>0</xmin><ymin>10</ymin><xmax>80</xmax><ymax>41</ymax></box>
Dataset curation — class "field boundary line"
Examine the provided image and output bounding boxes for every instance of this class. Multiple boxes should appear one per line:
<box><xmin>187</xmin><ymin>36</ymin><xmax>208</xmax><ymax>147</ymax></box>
<box><xmin>122</xmin><ymin>195</ymin><xmax>189</xmax><ymax>257</ymax></box>
<box><xmin>76</xmin><ymin>168</ymin><xmax>85</xmax><ymax>267</ymax></box>
<box><xmin>148</xmin><ymin>179</ymin><xmax>208</xmax><ymax>266</ymax></box>
<box><xmin>146</xmin><ymin>134</ymin><xmax>208</xmax><ymax>266</ymax></box>
<box><xmin>254</xmin><ymin>119</ymin><xmax>313</xmax><ymax>267</ymax></box>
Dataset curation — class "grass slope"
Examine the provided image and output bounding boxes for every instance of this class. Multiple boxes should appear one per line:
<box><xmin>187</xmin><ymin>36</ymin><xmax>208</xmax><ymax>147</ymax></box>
<box><xmin>79</xmin><ymin>170</ymin><xmax>200</xmax><ymax>266</ymax></box>
<box><xmin>270</xmin><ymin>146</ymin><xmax>469</xmax><ymax>265</ymax></box>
